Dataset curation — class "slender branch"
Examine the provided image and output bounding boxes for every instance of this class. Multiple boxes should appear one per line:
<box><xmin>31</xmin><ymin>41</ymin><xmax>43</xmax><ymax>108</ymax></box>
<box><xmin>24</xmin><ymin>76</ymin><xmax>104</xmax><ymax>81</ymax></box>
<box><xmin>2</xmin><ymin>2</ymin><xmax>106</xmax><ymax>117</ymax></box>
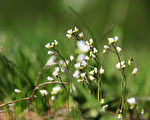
<box><xmin>0</xmin><ymin>81</ymin><xmax>72</xmax><ymax>108</ymax></box>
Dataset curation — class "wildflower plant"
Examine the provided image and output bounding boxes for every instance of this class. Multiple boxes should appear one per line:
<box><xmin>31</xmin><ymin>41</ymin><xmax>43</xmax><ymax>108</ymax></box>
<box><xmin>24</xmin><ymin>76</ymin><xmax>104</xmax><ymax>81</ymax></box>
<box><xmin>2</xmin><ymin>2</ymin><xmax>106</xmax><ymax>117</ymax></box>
<box><xmin>0</xmin><ymin>26</ymin><xmax>145</xmax><ymax>119</ymax></box>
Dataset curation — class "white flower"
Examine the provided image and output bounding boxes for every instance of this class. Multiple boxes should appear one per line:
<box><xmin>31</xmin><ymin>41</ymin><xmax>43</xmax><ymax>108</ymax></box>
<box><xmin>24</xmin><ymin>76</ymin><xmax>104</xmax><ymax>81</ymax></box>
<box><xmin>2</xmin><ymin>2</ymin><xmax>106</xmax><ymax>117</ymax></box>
<box><xmin>93</xmin><ymin>48</ymin><xmax>98</xmax><ymax>53</ymax></box>
<box><xmin>103</xmin><ymin>49</ymin><xmax>106</xmax><ymax>54</ymax></box>
<box><xmin>77</xmin><ymin>54</ymin><xmax>85</xmax><ymax>62</ymax></box>
<box><xmin>51</xmin><ymin>42</ymin><xmax>55</xmax><ymax>48</ymax></box>
<box><xmin>54</xmin><ymin>40</ymin><xmax>59</xmax><ymax>45</ymax></box>
<box><xmin>116</xmin><ymin>61</ymin><xmax>126</xmax><ymax>69</ymax></box>
<box><xmin>132</xmin><ymin>68</ymin><xmax>138</xmax><ymax>75</ymax></box>
<box><xmin>108</xmin><ymin>38</ymin><xmax>115</xmax><ymax>45</ymax></box>
<box><xmin>100</xmin><ymin>67</ymin><xmax>104</xmax><ymax>74</ymax></box>
<box><xmin>128</xmin><ymin>59</ymin><xmax>133</xmax><ymax>66</ymax></box>
<box><xmin>40</xmin><ymin>90</ymin><xmax>48</xmax><ymax>96</ymax></box>
<box><xmin>104</xmin><ymin>45</ymin><xmax>109</xmax><ymax>50</ymax></box>
<box><xmin>81</xmin><ymin>60</ymin><xmax>87</xmax><ymax>67</ymax></box>
<box><xmin>66</xmin><ymin>34</ymin><xmax>72</xmax><ymax>38</ymax></box>
<box><xmin>89</xmin><ymin>70</ymin><xmax>95</xmax><ymax>75</ymax></box>
<box><xmin>74</xmin><ymin>63</ymin><xmax>81</xmax><ymax>69</ymax></box>
<box><xmin>100</xmin><ymin>98</ymin><xmax>104</xmax><ymax>104</ymax></box>
<box><xmin>117</xmin><ymin>114</ymin><xmax>123</xmax><ymax>119</ymax></box>
<box><xmin>45</xmin><ymin>56</ymin><xmax>56</xmax><ymax>66</ymax></box>
<box><xmin>127</xmin><ymin>97</ymin><xmax>136</xmax><ymax>104</ymax></box>
<box><xmin>101</xmin><ymin>104</ymin><xmax>108</xmax><ymax>111</ymax></box>
<box><xmin>79</xmin><ymin>32</ymin><xmax>84</xmax><ymax>38</ymax></box>
<box><xmin>94</xmin><ymin>67</ymin><xmax>98</xmax><ymax>73</ymax></box>
<box><xmin>116</xmin><ymin>47</ymin><xmax>122</xmax><ymax>52</ymax></box>
<box><xmin>77</xmin><ymin>79</ymin><xmax>83</xmax><ymax>82</ymax></box>
<box><xmin>51</xmin><ymin>86</ymin><xmax>61</xmax><ymax>94</ymax></box>
<box><xmin>77</xmin><ymin>40</ymin><xmax>90</xmax><ymax>52</ymax></box>
<box><xmin>67</xmin><ymin>29</ymin><xmax>73</xmax><ymax>34</ymax></box>
<box><xmin>47</xmin><ymin>51</ymin><xmax>54</xmax><ymax>55</ymax></box>
<box><xmin>73</xmin><ymin>70</ymin><xmax>80</xmax><ymax>78</ymax></box>
<box><xmin>55</xmin><ymin>67</ymin><xmax>60</xmax><ymax>72</ymax></box>
<box><xmin>51</xmin><ymin>96</ymin><xmax>55</xmax><ymax>101</ymax></box>
<box><xmin>14</xmin><ymin>89</ymin><xmax>21</xmax><ymax>94</ymax></box>
<box><xmin>45</xmin><ymin>43</ymin><xmax>50</xmax><ymax>48</ymax></box>
<box><xmin>89</xmin><ymin>75</ymin><xmax>95</xmax><ymax>81</ymax></box>
<box><xmin>85</xmin><ymin>56</ymin><xmax>90</xmax><ymax>60</ymax></box>
<box><xmin>52</xmin><ymin>67</ymin><xmax>60</xmax><ymax>77</ymax></box>
<box><xmin>47</xmin><ymin>76</ymin><xmax>54</xmax><ymax>81</ymax></box>
<box><xmin>70</xmin><ymin>55</ymin><xmax>74</xmax><ymax>61</ymax></box>
<box><xmin>89</xmin><ymin>38</ymin><xmax>93</xmax><ymax>44</ymax></box>
<box><xmin>73</xmin><ymin>27</ymin><xmax>79</xmax><ymax>33</ymax></box>
<box><xmin>80</xmin><ymin>73</ymin><xmax>86</xmax><ymax>78</ymax></box>
<box><xmin>114</xmin><ymin>36</ymin><xmax>119</xmax><ymax>42</ymax></box>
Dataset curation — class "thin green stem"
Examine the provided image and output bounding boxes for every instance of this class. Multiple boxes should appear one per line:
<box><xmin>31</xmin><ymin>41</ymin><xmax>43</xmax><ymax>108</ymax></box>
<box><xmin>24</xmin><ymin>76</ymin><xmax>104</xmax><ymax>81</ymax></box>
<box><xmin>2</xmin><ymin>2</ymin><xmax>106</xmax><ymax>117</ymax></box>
<box><xmin>112</xmin><ymin>44</ymin><xmax>127</xmax><ymax>115</ymax></box>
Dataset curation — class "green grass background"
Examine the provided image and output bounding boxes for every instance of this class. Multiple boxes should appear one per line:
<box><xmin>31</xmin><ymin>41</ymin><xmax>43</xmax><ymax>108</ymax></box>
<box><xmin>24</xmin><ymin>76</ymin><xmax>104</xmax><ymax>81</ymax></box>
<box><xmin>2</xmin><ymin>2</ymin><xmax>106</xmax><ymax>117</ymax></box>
<box><xmin>0</xmin><ymin>0</ymin><xmax>150</xmax><ymax>119</ymax></box>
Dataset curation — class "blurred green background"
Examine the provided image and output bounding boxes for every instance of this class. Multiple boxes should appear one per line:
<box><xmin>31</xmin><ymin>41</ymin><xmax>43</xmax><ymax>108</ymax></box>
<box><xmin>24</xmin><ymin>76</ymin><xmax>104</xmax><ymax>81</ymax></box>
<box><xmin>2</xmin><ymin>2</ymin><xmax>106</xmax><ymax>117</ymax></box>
<box><xmin>0</xmin><ymin>0</ymin><xmax>150</xmax><ymax>119</ymax></box>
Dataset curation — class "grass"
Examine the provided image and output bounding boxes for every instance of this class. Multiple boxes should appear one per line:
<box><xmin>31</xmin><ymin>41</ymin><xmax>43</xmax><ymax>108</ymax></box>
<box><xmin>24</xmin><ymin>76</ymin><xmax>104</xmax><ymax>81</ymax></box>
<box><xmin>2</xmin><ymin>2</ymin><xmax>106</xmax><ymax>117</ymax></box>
<box><xmin>0</xmin><ymin>0</ymin><xmax>150</xmax><ymax>119</ymax></box>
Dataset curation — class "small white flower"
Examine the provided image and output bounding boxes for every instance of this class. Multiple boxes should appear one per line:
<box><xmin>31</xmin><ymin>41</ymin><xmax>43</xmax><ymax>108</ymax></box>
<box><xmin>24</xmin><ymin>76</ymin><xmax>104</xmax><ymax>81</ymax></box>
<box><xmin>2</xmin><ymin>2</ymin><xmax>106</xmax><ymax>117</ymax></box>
<box><xmin>89</xmin><ymin>70</ymin><xmax>95</xmax><ymax>75</ymax></box>
<box><xmin>54</xmin><ymin>40</ymin><xmax>59</xmax><ymax>45</ymax></box>
<box><xmin>40</xmin><ymin>90</ymin><xmax>48</xmax><ymax>96</ymax></box>
<box><xmin>93</xmin><ymin>48</ymin><xmax>98</xmax><ymax>53</ymax></box>
<box><xmin>51</xmin><ymin>96</ymin><xmax>55</xmax><ymax>101</ymax></box>
<box><xmin>14</xmin><ymin>89</ymin><xmax>21</xmax><ymax>94</ymax></box>
<box><xmin>73</xmin><ymin>27</ymin><xmax>79</xmax><ymax>33</ymax></box>
<box><xmin>128</xmin><ymin>59</ymin><xmax>133</xmax><ymax>66</ymax></box>
<box><xmin>66</xmin><ymin>34</ymin><xmax>72</xmax><ymax>38</ymax></box>
<box><xmin>132</xmin><ymin>68</ymin><xmax>138</xmax><ymax>75</ymax></box>
<box><xmin>116</xmin><ymin>61</ymin><xmax>126</xmax><ymax>69</ymax></box>
<box><xmin>47</xmin><ymin>76</ymin><xmax>54</xmax><ymax>81</ymax></box>
<box><xmin>73</xmin><ymin>70</ymin><xmax>80</xmax><ymax>78</ymax></box>
<box><xmin>80</xmin><ymin>73</ymin><xmax>86</xmax><ymax>78</ymax></box>
<box><xmin>89</xmin><ymin>38</ymin><xmax>93</xmax><ymax>44</ymax></box>
<box><xmin>100</xmin><ymin>67</ymin><xmax>104</xmax><ymax>74</ymax></box>
<box><xmin>108</xmin><ymin>38</ymin><xmax>115</xmax><ymax>45</ymax></box>
<box><xmin>114</xmin><ymin>36</ymin><xmax>119</xmax><ymax>42</ymax></box>
<box><xmin>77</xmin><ymin>40</ymin><xmax>90</xmax><ymax>52</ymax></box>
<box><xmin>100</xmin><ymin>98</ymin><xmax>104</xmax><ymax>104</ymax></box>
<box><xmin>94</xmin><ymin>67</ymin><xmax>98</xmax><ymax>73</ymax></box>
<box><xmin>47</xmin><ymin>51</ymin><xmax>54</xmax><ymax>55</ymax></box>
<box><xmin>74</xmin><ymin>62</ymin><xmax>81</xmax><ymax>69</ymax></box>
<box><xmin>79</xmin><ymin>32</ymin><xmax>84</xmax><ymax>38</ymax></box>
<box><xmin>85</xmin><ymin>56</ymin><xmax>90</xmax><ymax>60</ymax></box>
<box><xmin>117</xmin><ymin>114</ymin><xmax>123</xmax><ymax>119</ymax></box>
<box><xmin>81</xmin><ymin>60</ymin><xmax>87</xmax><ymax>67</ymax></box>
<box><xmin>45</xmin><ymin>43</ymin><xmax>50</xmax><ymax>48</ymax></box>
<box><xmin>127</xmin><ymin>97</ymin><xmax>136</xmax><ymax>104</ymax></box>
<box><xmin>77</xmin><ymin>79</ymin><xmax>83</xmax><ymax>82</ymax></box>
<box><xmin>101</xmin><ymin>104</ymin><xmax>108</xmax><ymax>111</ymax></box>
<box><xmin>67</xmin><ymin>29</ymin><xmax>73</xmax><ymax>34</ymax></box>
<box><xmin>55</xmin><ymin>67</ymin><xmax>60</xmax><ymax>72</ymax></box>
<box><xmin>77</xmin><ymin>54</ymin><xmax>85</xmax><ymax>62</ymax></box>
<box><xmin>104</xmin><ymin>45</ymin><xmax>109</xmax><ymax>50</ymax></box>
<box><xmin>116</xmin><ymin>47</ymin><xmax>122</xmax><ymax>52</ymax></box>
<box><xmin>70</xmin><ymin>55</ymin><xmax>74</xmax><ymax>61</ymax></box>
<box><xmin>91</xmin><ymin>54</ymin><xmax>96</xmax><ymax>58</ymax></box>
<box><xmin>103</xmin><ymin>49</ymin><xmax>106</xmax><ymax>54</ymax></box>
<box><xmin>51</xmin><ymin>42</ymin><xmax>55</xmax><ymax>48</ymax></box>
<box><xmin>89</xmin><ymin>75</ymin><xmax>95</xmax><ymax>81</ymax></box>
<box><xmin>51</xmin><ymin>86</ymin><xmax>61</xmax><ymax>94</ymax></box>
